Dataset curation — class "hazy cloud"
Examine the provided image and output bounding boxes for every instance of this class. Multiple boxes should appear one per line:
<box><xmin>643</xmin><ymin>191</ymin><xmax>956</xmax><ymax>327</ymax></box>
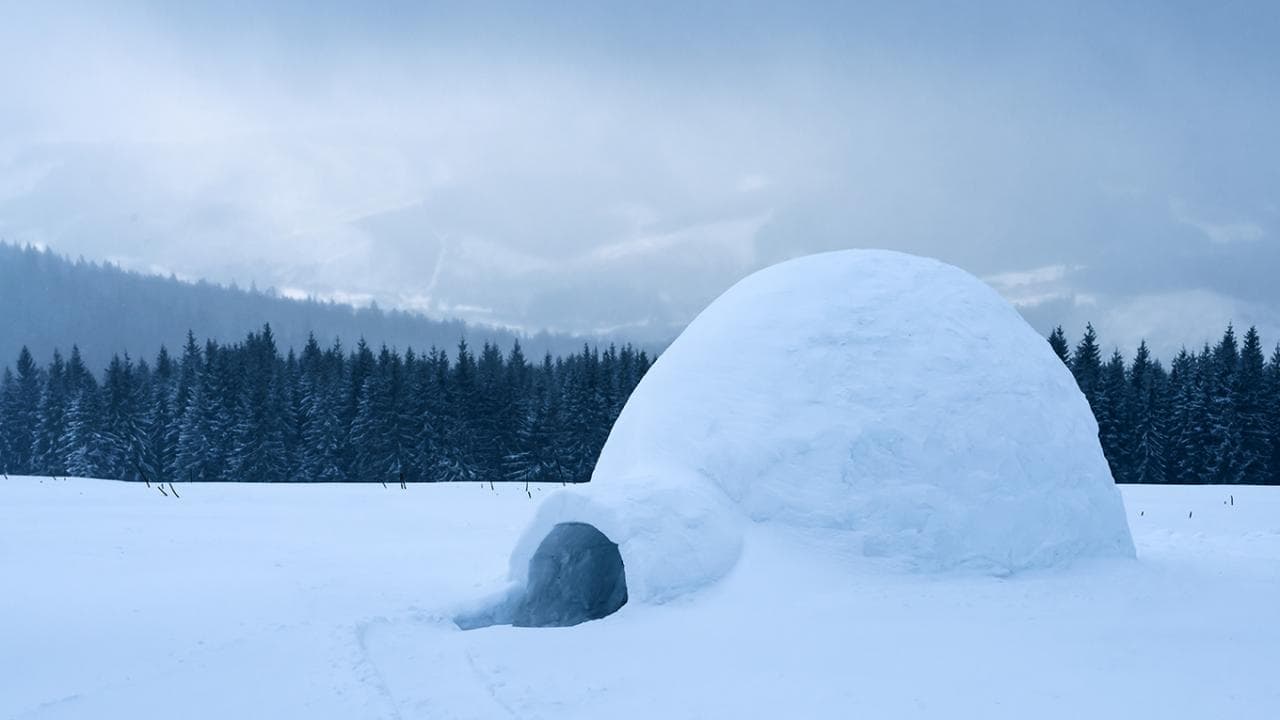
<box><xmin>1</xmin><ymin>1</ymin><xmax>1278</xmax><ymax>354</ymax></box>
<box><xmin>1171</xmin><ymin>199</ymin><xmax>1266</xmax><ymax>245</ymax></box>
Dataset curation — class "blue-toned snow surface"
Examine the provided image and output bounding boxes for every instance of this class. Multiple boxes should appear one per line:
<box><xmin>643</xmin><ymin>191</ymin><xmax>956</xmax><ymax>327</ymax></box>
<box><xmin>1</xmin><ymin>478</ymin><xmax>1277</xmax><ymax>719</ymax></box>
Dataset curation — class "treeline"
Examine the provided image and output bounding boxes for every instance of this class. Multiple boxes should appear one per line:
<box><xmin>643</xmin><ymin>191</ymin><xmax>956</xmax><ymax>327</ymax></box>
<box><xmin>1050</xmin><ymin>324</ymin><xmax>1280</xmax><ymax>485</ymax></box>
<box><xmin>6</xmin><ymin>320</ymin><xmax>1280</xmax><ymax>486</ymax></box>
<box><xmin>0</xmin><ymin>325</ymin><xmax>651</xmax><ymax>483</ymax></box>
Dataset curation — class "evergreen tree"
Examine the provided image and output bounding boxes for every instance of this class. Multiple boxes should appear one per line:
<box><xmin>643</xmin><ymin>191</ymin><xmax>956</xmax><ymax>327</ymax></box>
<box><xmin>167</xmin><ymin>334</ymin><xmax>200</xmax><ymax>477</ymax></box>
<box><xmin>230</xmin><ymin>325</ymin><xmax>288</xmax><ymax>482</ymax></box>
<box><xmin>1</xmin><ymin>347</ymin><xmax>43</xmax><ymax>474</ymax></box>
<box><xmin>1235</xmin><ymin>327</ymin><xmax>1270</xmax><ymax>484</ymax></box>
<box><xmin>98</xmin><ymin>354</ymin><xmax>146</xmax><ymax>480</ymax></box>
<box><xmin>1127</xmin><ymin>341</ymin><xmax>1165</xmax><ymax>483</ymax></box>
<box><xmin>1096</xmin><ymin>349</ymin><xmax>1128</xmax><ymax>479</ymax></box>
<box><xmin>1207</xmin><ymin>327</ymin><xmax>1243</xmax><ymax>484</ymax></box>
<box><xmin>349</xmin><ymin>346</ymin><xmax>411</xmax><ymax>482</ymax></box>
<box><xmin>474</xmin><ymin>342</ymin><xmax>512</xmax><ymax>480</ymax></box>
<box><xmin>343</xmin><ymin>339</ymin><xmax>376</xmax><ymax>476</ymax></box>
<box><xmin>204</xmin><ymin>341</ymin><xmax>239</xmax><ymax>480</ymax></box>
<box><xmin>560</xmin><ymin>345</ymin><xmax>608</xmax><ymax>483</ymax></box>
<box><xmin>0</xmin><ymin>373</ymin><xmax>7</xmax><ymax>473</ymax></box>
<box><xmin>60</xmin><ymin>382</ymin><xmax>104</xmax><ymax>478</ymax></box>
<box><xmin>520</xmin><ymin>353</ymin><xmax>571</xmax><ymax>483</ymax></box>
<box><xmin>300</xmin><ymin>373</ymin><xmax>347</xmax><ymax>482</ymax></box>
<box><xmin>1167</xmin><ymin>349</ymin><xmax>1210</xmax><ymax>484</ymax></box>
<box><xmin>140</xmin><ymin>347</ymin><xmax>176</xmax><ymax>484</ymax></box>
<box><xmin>438</xmin><ymin>340</ymin><xmax>481</xmax><ymax>482</ymax></box>
<box><xmin>412</xmin><ymin>347</ymin><xmax>451</xmax><ymax>481</ymax></box>
<box><xmin>281</xmin><ymin>350</ymin><xmax>305</xmax><ymax>482</ymax></box>
<box><xmin>32</xmin><ymin>350</ymin><xmax>68</xmax><ymax>475</ymax></box>
<box><xmin>1070</xmin><ymin>324</ymin><xmax>1103</xmax><ymax>411</ymax></box>
<box><xmin>174</xmin><ymin>363</ymin><xmax>217</xmax><ymax>482</ymax></box>
<box><xmin>1266</xmin><ymin>345</ymin><xmax>1280</xmax><ymax>485</ymax></box>
<box><xmin>1047</xmin><ymin>326</ymin><xmax>1071</xmax><ymax>366</ymax></box>
<box><xmin>501</xmin><ymin>342</ymin><xmax>536</xmax><ymax>481</ymax></box>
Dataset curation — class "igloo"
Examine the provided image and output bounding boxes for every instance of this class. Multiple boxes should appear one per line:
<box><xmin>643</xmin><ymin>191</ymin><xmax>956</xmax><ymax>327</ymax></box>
<box><xmin>498</xmin><ymin>250</ymin><xmax>1134</xmax><ymax>626</ymax></box>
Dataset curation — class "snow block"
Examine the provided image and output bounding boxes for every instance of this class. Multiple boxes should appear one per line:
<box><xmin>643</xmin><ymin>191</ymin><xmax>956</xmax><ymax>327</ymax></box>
<box><xmin>510</xmin><ymin>468</ymin><xmax>745</xmax><ymax>605</ymax></box>
<box><xmin>510</xmin><ymin>249</ymin><xmax>1135</xmax><ymax>609</ymax></box>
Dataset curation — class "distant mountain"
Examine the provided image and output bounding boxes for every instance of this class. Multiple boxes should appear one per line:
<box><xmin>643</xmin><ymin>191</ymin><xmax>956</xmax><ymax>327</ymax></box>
<box><xmin>0</xmin><ymin>243</ymin><xmax>633</xmax><ymax>369</ymax></box>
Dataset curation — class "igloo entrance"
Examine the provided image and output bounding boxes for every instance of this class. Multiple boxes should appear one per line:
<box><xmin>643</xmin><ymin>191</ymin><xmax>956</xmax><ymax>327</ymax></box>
<box><xmin>510</xmin><ymin>522</ymin><xmax>628</xmax><ymax>628</ymax></box>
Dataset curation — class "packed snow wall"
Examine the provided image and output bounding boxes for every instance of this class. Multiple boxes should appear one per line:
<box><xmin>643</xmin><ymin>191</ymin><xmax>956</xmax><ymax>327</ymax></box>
<box><xmin>506</xmin><ymin>249</ymin><xmax>1135</xmax><ymax>614</ymax></box>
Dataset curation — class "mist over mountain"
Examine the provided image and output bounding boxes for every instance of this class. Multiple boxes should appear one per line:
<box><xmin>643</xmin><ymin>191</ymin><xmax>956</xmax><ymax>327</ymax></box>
<box><xmin>0</xmin><ymin>243</ymin><xmax>648</xmax><ymax>369</ymax></box>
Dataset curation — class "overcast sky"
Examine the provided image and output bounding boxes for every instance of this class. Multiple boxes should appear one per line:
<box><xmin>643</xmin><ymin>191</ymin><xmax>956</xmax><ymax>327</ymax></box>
<box><xmin>2</xmin><ymin>1</ymin><xmax>1278</xmax><ymax>358</ymax></box>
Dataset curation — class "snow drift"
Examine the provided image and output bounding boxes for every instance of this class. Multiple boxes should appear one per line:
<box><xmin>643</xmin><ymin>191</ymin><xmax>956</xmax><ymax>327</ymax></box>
<box><xmin>506</xmin><ymin>249</ymin><xmax>1135</xmax><ymax>616</ymax></box>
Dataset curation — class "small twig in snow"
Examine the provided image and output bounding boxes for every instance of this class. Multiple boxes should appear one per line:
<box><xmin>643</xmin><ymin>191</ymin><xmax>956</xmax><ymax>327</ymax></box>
<box><xmin>133</xmin><ymin>461</ymin><xmax>151</xmax><ymax>488</ymax></box>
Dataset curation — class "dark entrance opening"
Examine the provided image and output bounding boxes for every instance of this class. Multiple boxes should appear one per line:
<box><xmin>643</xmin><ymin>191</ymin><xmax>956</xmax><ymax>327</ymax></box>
<box><xmin>511</xmin><ymin>522</ymin><xmax>628</xmax><ymax>628</ymax></box>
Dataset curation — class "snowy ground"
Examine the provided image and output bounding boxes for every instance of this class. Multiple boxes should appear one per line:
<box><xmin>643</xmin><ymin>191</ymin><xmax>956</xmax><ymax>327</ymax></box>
<box><xmin>2</xmin><ymin>478</ymin><xmax>1277</xmax><ymax>719</ymax></box>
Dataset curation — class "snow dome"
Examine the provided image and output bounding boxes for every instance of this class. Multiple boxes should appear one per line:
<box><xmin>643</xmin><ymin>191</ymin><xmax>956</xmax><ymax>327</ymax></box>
<box><xmin>500</xmin><ymin>250</ymin><xmax>1134</xmax><ymax>624</ymax></box>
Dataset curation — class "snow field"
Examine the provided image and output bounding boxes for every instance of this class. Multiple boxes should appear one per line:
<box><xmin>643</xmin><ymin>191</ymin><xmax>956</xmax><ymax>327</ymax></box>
<box><xmin>1</xmin><ymin>478</ymin><xmax>1277</xmax><ymax>719</ymax></box>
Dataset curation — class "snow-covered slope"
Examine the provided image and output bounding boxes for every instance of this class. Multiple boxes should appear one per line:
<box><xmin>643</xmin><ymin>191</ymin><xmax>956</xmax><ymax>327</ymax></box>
<box><xmin>1</xmin><ymin>478</ymin><xmax>1276</xmax><ymax>719</ymax></box>
<box><xmin>513</xmin><ymin>250</ymin><xmax>1133</xmax><ymax>608</ymax></box>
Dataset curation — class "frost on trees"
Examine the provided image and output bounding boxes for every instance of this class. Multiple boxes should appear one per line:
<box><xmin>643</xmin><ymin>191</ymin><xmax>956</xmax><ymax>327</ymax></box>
<box><xmin>471</xmin><ymin>250</ymin><xmax>1135</xmax><ymax>628</ymax></box>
